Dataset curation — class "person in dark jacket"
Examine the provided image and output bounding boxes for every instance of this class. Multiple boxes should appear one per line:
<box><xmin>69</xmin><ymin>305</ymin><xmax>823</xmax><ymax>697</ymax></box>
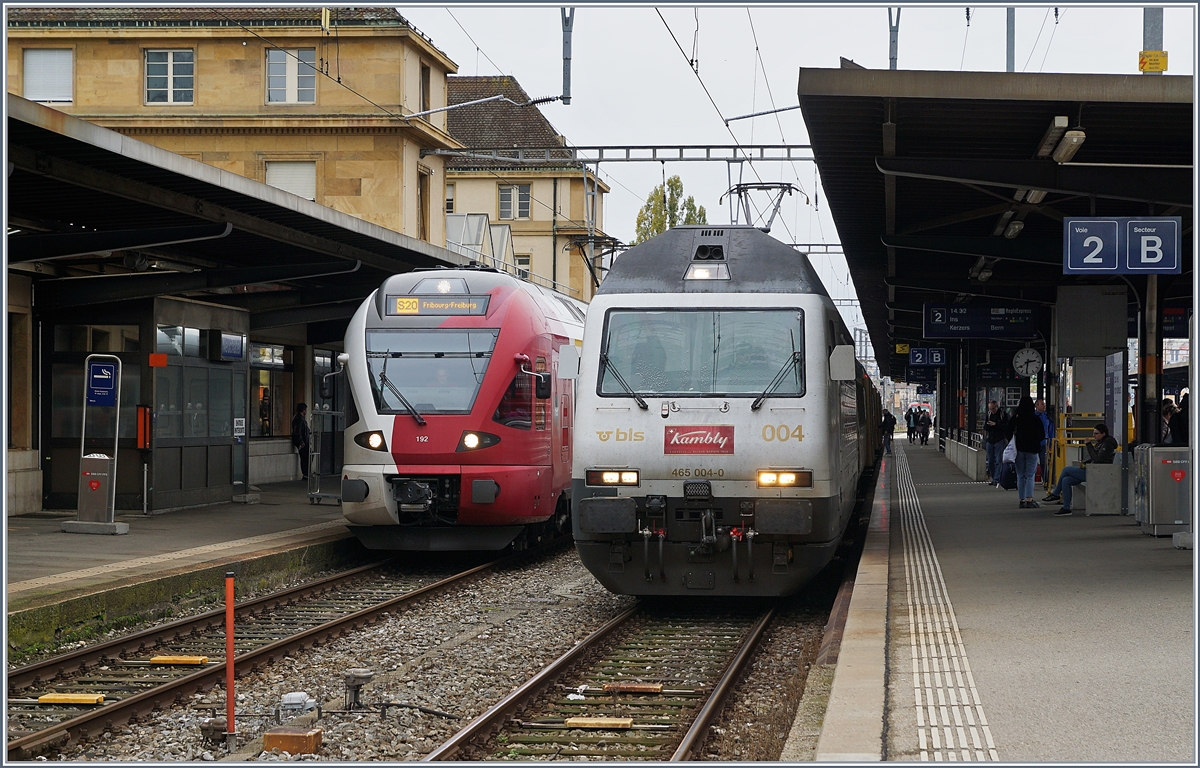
<box><xmin>917</xmin><ymin>410</ymin><xmax>932</xmax><ymax>445</ymax></box>
<box><xmin>984</xmin><ymin>401</ymin><xmax>1008</xmax><ymax>485</ymax></box>
<box><xmin>1035</xmin><ymin>399</ymin><xmax>1054</xmax><ymax>488</ymax></box>
<box><xmin>1169</xmin><ymin>393</ymin><xmax>1189</xmax><ymax>447</ymax></box>
<box><xmin>881</xmin><ymin>410</ymin><xmax>897</xmax><ymax>455</ymax></box>
<box><xmin>1006</xmin><ymin>396</ymin><xmax>1045</xmax><ymax>508</ymax></box>
<box><xmin>1043</xmin><ymin>423</ymin><xmax>1119</xmax><ymax>516</ymax></box>
<box><xmin>905</xmin><ymin>407</ymin><xmax>919</xmax><ymax>444</ymax></box>
<box><xmin>292</xmin><ymin>402</ymin><xmax>311</xmax><ymax>480</ymax></box>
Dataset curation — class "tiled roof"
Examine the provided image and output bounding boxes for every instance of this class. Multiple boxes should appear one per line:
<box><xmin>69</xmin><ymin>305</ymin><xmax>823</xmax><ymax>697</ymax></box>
<box><xmin>445</xmin><ymin>75</ymin><xmax>577</xmax><ymax>171</ymax></box>
<box><xmin>7</xmin><ymin>7</ymin><xmax>416</xmax><ymax>29</ymax></box>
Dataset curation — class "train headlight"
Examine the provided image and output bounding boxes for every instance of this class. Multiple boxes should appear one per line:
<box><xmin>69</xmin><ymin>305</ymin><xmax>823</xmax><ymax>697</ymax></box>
<box><xmin>456</xmin><ymin>431</ymin><xmax>500</xmax><ymax>452</ymax></box>
<box><xmin>355</xmin><ymin>431</ymin><xmax>389</xmax><ymax>452</ymax></box>
<box><xmin>585</xmin><ymin>469</ymin><xmax>640</xmax><ymax>487</ymax></box>
<box><xmin>757</xmin><ymin>469</ymin><xmax>813</xmax><ymax>488</ymax></box>
<box><xmin>684</xmin><ymin>263</ymin><xmax>731</xmax><ymax>281</ymax></box>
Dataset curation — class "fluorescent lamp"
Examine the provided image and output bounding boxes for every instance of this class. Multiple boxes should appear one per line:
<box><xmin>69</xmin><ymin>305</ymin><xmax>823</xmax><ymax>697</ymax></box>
<box><xmin>1004</xmin><ymin>220</ymin><xmax>1025</xmax><ymax>239</ymax></box>
<box><xmin>1025</xmin><ymin>189</ymin><xmax>1047</xmax><ymax>204</ymax></box>
<box><xmin>1051</xmin><ymin>130</ymin><xmax>1086</xmax><ymax>163</ymax></box>
<box><xmin>1036</xmin><ymin>116</ymin><xmax>1070</xmax><ymax>158</ymax></box>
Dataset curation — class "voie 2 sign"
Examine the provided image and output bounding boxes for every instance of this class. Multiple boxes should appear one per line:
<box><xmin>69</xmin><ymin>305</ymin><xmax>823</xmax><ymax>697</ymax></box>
<box><xmin>1063</xmin><ymin>217</ymin><xmax>1181</xmax><ymax>274</ymax></box>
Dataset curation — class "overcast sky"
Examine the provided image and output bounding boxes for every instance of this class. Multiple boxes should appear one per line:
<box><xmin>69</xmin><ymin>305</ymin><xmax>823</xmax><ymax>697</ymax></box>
<box><xmin>400</xmin><ymin>5</ymin><xmax>1196</xmax><ymax>330</ymax></box>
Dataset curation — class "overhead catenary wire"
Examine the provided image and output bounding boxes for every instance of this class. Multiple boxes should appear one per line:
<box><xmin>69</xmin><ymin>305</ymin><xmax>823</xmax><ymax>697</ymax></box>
<box><xmin>745</xmin><ymin>9</ymin><xmax>822</xmax><ymax>242</ymax></box>
<box><xmin>1038</xmin><ymin>8</ymin><xmax>1065</xmax><ymax>72</ymax></box>
<box><xmin>446</xmin><ymin>9</ymin><xmax>506</xmax><ymax>76</ymax></box>
<box><xmin>654</xmin><ymin>8</ymin><xmax>795</xmax><ymax>243</ymax></box>
<box><xmin>959</xmin><ymin>8</ymin><xmax>972</xmax><ymax>71</ymax></box>
<box><xmin>1022</xmin><ymin>8</ymin><xmax>1052</xmax><ymax>72</ymax></box>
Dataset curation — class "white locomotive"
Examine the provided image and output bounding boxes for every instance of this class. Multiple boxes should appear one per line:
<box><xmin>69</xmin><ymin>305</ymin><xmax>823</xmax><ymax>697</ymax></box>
<box><xmin>569</xmin><ymin>226</ymin><xmax>880</xmax><ymax>596</ymax></box>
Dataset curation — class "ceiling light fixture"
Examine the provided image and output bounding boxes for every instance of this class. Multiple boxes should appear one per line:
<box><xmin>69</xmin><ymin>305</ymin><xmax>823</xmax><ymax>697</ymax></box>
<box><xmin>1024</xmin><ymin>189</ymin><xmax>1048</xmax><ymax>204</ymax></box>
<box><xmin>1004</xmin><ymin>220</ymin><xmax>1025</xmax><ymax>239</ymax></box>
<box><xmin>1051</xmin><ymin>130</ymin><xmax>1086</xmax><ymax>163</ymax></box>
<box><xmin>1036</xmin><ymin>116</ymin><xmax>1070</xmax><ymax>158</ymax></box>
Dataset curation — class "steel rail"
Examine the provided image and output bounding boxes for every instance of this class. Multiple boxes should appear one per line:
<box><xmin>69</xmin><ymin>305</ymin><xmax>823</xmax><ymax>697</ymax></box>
<box><xmin>7</xmin><ymin>559</ymin><xmax>393</xmax><ymax>692</ymax></box>
<box><xmin>670</xmin><ymin>607</ymin><xmax>776</xmax><ymax>761</ymax></box>
<box><xmin>6</xmin><ymin>558</ymin><xmax>503</xmax><ymax>760</ymax></box>
<box><xmin>422</xmin><ymin>605</ymin><xmax>641</xmax><ymax>762</ymax></box>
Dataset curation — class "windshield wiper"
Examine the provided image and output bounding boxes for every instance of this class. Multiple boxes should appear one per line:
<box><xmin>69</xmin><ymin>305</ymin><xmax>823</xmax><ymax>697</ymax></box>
<box><xmin>751</xmin><ymin>351</ymin><xmax>803</xmax><ymax>411</ymax></box>
<box><xmin>599</xmin><ymin>352</ymin><xmax>649</xmax><ymax>410</ymax></box>
<box><xmin>376</xmin><ymin>352</ymin><xmax>426</xmax><ymax>426</ymax></box>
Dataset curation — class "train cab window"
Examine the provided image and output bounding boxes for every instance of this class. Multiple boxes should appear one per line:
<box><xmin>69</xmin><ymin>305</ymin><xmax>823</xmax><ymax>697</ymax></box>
<box><xmin>493</xmin><ymin>373</ymin><xmax>532</xmax><ymax>430</ymax></box>
<box><xmin>365</xmin><ymin>329</ymin><xmax>496</xmax><ymax>415</ymax></box>
<box><xmin>599</xmin><ymin>308</ymin><xmax>805</xmax><ymax>398</ymax></box>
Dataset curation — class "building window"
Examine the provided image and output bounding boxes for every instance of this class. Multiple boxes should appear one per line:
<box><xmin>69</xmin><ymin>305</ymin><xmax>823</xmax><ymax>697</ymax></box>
<box><xmin>23</xmin><ymin>49</ymin><xmax>73</xmax><ymax>102</ymax></box>
<box><xmin>265</xmin><ymin>161</ymin><xmax>317</xmax><ymax>201</ymax></box>
<box><xmin>515</xmin><ymin>254</ymin><xmax>531</xmax><ymax>279</ymax></box>
<box><xmin>499</xmin><ymin>184</ymin><xmax>531</xmax><ymax>220</ymax></box>
<box><xmin>417</xmin><ymin>169</ymin><xmax>430</xmax><ymax>242</ymax></box>
<box><xmin>146</xmin><ymin>49</ymin><xmax>194</xmax><ymax>104</ymax></box>
<box><xmin>445</xmin><ymin>183</ymin><xmax>455</xmax><ymax>214</ymax></box>
<box><xmin>250</xmin><ymin>344</ymin><xmax>292</xmax><ymax>438</ymax></box>
<box><xmin>267</xmin><ymin>48</ymin><xmax>316</xmax><ymax>103</ymax></box>
<box><xmin>420</xmin><ymin>63</ymin><xmax>431</xmax><ymax>113</ymax></box>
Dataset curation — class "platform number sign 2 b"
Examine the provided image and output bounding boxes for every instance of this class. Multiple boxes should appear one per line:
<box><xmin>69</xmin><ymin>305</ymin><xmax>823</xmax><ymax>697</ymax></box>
<box><xmin>1064</xmin><ymin>217</ymin><xmax>1180</xmax><ymax>274</ymax></box>
<box><xmin>87</xmin><ymin>362</ymin><xmax>117</xmax><ymax>407</ymax></box>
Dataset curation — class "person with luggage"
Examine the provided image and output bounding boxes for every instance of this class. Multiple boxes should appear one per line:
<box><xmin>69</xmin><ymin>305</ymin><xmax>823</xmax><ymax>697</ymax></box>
<box><xmin>1006</xmin><ymin>396</ymin><xmax>1045</xmax><ymax>509</ymax></box>
<box><xmin>984</xmin><ymin>401</ymin><xmax>1008</xmax><ymax>485</ymax></box>
<box><xmin>1043</xmin><ymin>423</ymin><xmax>1119</xmax><ymax>516</ymax></box>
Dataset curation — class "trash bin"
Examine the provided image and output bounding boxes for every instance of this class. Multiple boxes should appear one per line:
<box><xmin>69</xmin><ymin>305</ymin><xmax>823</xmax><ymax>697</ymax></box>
<box><xmin>78</xmin><ymin>453</ymin><xmax>115</xmax><ymax>523</ymax></box>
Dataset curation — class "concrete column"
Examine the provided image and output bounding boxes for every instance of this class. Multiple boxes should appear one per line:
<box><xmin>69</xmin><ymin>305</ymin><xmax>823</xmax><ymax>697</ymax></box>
<box><xmin>1144</xmin><ymin>7</ymin><xmax>1164</xmax><ymax>75</ymax></box>
<box><xmin>1006</xmin><ymin>8</ymin><xmax>1016</xmax><ymax>72</ymax></box>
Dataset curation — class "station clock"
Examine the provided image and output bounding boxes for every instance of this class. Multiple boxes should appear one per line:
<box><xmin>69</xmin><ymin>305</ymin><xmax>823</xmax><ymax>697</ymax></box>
<box><xmin>1013</xmin><ymin>347</ymin><xmax>1043</xmax><ymax>378</ymax></box>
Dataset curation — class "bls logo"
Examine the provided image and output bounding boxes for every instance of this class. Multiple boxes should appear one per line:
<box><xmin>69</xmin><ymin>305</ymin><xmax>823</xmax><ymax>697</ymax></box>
<box><xmin>597</xmin><ymin>429</ymin><xmax>645</xmax><ymax>442</ymax></box>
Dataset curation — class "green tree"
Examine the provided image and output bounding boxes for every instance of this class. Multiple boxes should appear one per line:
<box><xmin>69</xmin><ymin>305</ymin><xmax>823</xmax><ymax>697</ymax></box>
<box><xmin>632</xmin><ymin>175</ymin><xmax>707</xmax><ymax>244</ymax></box>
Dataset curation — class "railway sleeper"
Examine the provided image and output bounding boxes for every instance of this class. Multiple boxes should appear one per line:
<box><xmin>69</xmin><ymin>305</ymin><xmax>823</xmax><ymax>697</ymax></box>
<box><xmin>508</xmin><ymin>734</ymin><xmax>674</xmax><ymax>745</ymax></box>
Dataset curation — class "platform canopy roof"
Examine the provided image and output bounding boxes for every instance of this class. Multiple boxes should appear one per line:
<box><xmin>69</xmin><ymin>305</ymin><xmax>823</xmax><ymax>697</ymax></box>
<box><xmin>797</xmin><ymin>67</ymin><xmax>1194</xmax><ymax>378</ymax></box>
<box><xmin>6</xmin><ymin>95</ymin><xmax>468</xmax><ymax>339</ymax></box>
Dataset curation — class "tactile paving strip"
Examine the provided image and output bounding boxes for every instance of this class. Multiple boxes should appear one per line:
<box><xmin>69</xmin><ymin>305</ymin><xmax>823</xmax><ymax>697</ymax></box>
<box><xmin>895</xmin><ymin>444</ymin><xmax>999</xmax><ymax>762</ymax></box>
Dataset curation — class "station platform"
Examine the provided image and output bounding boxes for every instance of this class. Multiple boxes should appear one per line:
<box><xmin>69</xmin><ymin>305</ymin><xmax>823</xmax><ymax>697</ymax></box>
<box><xmin>6</xmin><ymin>482</ymin><xmax>369</xmax><ymax>653</ymax></box>
<box><xmin>792</xmin><ymin>440</ymin><xmax>1195</xmax><ymax>762</ymax></box>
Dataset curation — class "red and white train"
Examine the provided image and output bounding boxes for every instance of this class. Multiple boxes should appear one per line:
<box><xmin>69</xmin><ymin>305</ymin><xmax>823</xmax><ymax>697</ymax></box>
<box><xmin>338</xmin><ymin>268</ymin><xmax>585</xmax><ymax>550</ymax></box>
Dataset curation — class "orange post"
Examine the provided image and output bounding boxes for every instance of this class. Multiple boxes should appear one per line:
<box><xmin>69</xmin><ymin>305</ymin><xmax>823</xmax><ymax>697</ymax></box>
<box><xmin>225</xmin><ymin>571</ymin><xmax>236</xmax><ymax>751</ymax></box>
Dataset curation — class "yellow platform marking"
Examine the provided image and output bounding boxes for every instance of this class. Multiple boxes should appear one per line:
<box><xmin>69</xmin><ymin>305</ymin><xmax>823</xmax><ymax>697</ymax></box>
<box><xmin>896</xmin><ymin>444</ymin><xmax>999</xmax><ymax>761</ymax></box>
<box><xmin>38</xmin><ymin>693</ymin><xmax>104</xmax><ymax>705</ymax></box>
<box><xmin>149</xmin><ymin>655</ymin><xmax>209</xmax><ymax>665</ymax></box>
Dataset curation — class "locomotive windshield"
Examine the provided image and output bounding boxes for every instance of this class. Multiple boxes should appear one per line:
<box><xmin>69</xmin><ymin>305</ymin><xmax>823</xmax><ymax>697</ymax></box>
<box><xmin>365</xmin><ymin>329</ymin><xmax>498</xmax><ymax>415</ymax></box>
<box><xmin>599</xmin><ymin>309</ymin><xmax>805</xmax><ymax>397</ymax></box>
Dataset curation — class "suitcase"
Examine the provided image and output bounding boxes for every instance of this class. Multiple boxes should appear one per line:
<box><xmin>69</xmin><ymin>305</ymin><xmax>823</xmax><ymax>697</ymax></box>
<box><xmin>996</xmin><ymin>462</ymin><xmax>1018</xmax><ymax>491</ymax></box>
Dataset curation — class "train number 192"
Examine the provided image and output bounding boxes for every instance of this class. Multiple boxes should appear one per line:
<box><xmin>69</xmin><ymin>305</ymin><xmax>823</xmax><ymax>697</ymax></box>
<box><xmin>762</xmin><ymin>424</ymin><xmax>804</xmax><ymax>442</ymax></box>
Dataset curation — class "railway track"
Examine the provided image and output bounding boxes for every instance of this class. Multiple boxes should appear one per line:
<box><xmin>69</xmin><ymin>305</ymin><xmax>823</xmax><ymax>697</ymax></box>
<box><xmin>5</xmin><ymin>553</ymin><xmax>526</xmax><ymax>760</ymax></box>
<box><xmin>424</xmin><ymin>601</ymin><xmax>776</xmax><ymax>761</ymax></box>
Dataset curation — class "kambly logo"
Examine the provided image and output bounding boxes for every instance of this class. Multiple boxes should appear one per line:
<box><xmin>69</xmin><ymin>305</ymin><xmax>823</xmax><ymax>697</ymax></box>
<box><xmin>664</xmin><ymin>425</ymin><xmax>734</xmax><ymax>455</ymax></box>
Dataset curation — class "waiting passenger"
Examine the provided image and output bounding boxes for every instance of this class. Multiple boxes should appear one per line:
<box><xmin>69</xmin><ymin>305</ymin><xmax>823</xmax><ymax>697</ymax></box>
<box><xmin>1170</xmin><ymin>393</ymin><xmax>1190</xmax><ymax>447</ymax></box>
<box><xmin>1043</xmin><ymin>423</ymin><xmax>1119</xmax><ymax>516</ymax></box>
<box><xmin>984</xmin><ymin>401</ymin><xmax>1008</xmax><ymax>485</ymax></box>
<box><xmin>1006</xmin><ymin>396</ymin><xmax>1044</xmax><ymax>509</ymax></box>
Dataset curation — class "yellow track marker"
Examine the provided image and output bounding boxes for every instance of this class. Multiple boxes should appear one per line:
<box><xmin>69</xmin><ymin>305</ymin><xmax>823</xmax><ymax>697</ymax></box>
<box><xmin>602</xmin><ymin>682</ymin><xmax>663</xmax><ymax>694</ymax></box>
<box><xmin>564</xmin><ymin>717</ymin><xmax>634</xmax><ymax>729</ymax></box>
<box><xmin>38</xmin><ymin>693</ymin><xmax>104</xmax><ymax>705</ymax></box>
<box><xmin>149</xmin><ymin>655</ymin><xmax>209</xmax><ymax>665</ymax></box>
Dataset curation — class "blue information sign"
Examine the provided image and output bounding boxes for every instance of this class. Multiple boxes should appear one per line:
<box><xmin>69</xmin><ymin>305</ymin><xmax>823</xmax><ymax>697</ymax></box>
<box><xmin>928</xmin><ymin>348</ymin><xmax>946</xmax><ymax>366</ymax></box>
<box><xmin>1063</xmin><ymin>217</ymin><xmax>1181</xmax><ymax>274</ymax></box>
<box><xmin>87</xmin><ymin>362</ymin><xmax>117</xmax><ymax>407</ymax></box>
<box><xmin>906</xmin><ymin>366</ymin><xmax>936</xmax><ymax>383</ymax></box>
<box><xmin>909</xmin><ymin>348</ymin><xmax>928</xmax><ymax>366</ymax></box>
<box><xmin>923</xmin><ymin>305</ymin><xmax>1038</xmax><ymax>339</ymax></box>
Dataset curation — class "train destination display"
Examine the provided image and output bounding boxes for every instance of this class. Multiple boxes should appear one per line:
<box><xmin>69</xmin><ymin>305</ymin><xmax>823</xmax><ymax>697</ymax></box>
<box><xmin>923</xmin><ymin>304</ymin><xmax>1038</xmax><ymax>339</ymax></box>
<box><xmin>385</xmin><ymin>295</ymin><xmax>491</xmax><ymax>316</ymax></box>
